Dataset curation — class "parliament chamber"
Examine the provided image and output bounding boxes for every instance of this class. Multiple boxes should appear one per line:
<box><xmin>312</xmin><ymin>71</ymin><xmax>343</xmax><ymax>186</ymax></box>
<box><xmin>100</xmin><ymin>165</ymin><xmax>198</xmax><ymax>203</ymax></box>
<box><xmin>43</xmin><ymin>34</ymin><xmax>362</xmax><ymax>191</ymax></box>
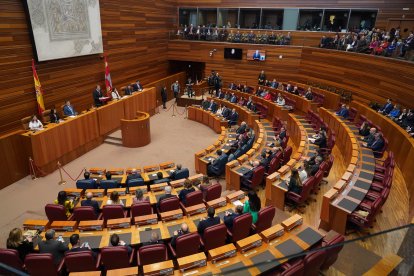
<box><xmin>1</xmin><ymin>0</ymin><xmax>414</xmax><ymax>275</ymax></box>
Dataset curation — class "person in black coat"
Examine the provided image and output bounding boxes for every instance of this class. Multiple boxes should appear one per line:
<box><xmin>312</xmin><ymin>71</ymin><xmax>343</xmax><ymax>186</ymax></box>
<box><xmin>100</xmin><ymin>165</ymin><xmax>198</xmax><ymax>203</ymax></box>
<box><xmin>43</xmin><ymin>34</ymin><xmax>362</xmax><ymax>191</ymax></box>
<box><xmin>124</xmin><ymin>85</ymin><xmax>133</xmax><ymax>95</ymax></box>
<box><xmin>93</xmin><ymin>85</ymin><xmax>103</xmax><ymax>107</ymax></box>
<box><xmin>49</xmin><ymin>108</ymin><xmax>60</xmax><ymax>124</ymax></box>
<box><xmin>38</xmin><ymin>229</ymin><xmax>69</xmax><ymax>265</ymax></box>
<box><xmin>171</xmin><ymin>223</ymin><xmax>189</xmax><ymax>248</ymax></box>
<box><xmin>313</xmin><ymin>128</ymin><xmax>327</xmax><ymax>149</ymax></box>
<box><xmin>224</xmin><ymin>205</ymin><xmax>243</xmax><ymax>230</ymax></box>
<box><xmin>68</xmin><ymin>234</ymin><xmax>97</xmax><ymax>258</ymax></box>
<box><xmin>142</xmin><ymin>232</ymin><xmax>163</xmax><ymax>246</ymax></box>
<box><xmin>81</xmin><ymin>192</ymin><xmax>100</xmax><ymax>216</ymax></box>
<box><xmin>179</xmin><ymin>179</ymin><xmax>195</xmax><ymax>205</ymax></box>
<box><xmin>161</xmin><ymin>85</ymin><xmax>167</xmax><ymax>109</ymax></box>
<box><xmin>207</xmin><ymin>149</ymin><xmax>228</xmax><ymax>176</ymax></box>
<box><xmin>236</xmin><ymin>121</ymin><xmax>247</xmax><ymax>134</ymax></box>
<box><xmin>153</xmin><ymin>172</ymin><xmax>169</xmax><ymax>185</ymax></box>
<box><xmin>197</xmin><ymin>207</ymin><xmax>220</xmax><ymax>235</ymax></box>
<box><xmin>6</xmin><ymin>228</ymin><xmax>35</xmax><ymax>261</ymax></box>
<box><xmin>287</xmin><ymin>169</ymin><xmax>303</xmax><ymax>194</ymax></box>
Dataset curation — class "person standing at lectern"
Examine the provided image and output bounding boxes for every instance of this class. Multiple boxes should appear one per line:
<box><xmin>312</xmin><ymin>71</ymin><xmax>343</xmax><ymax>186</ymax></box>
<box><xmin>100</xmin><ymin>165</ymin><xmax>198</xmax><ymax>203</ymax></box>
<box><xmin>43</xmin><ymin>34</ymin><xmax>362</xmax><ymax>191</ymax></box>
<box><xmin>161</xmin><ymin>85</ymin><xmax>167</xmax><ymax>109</ymax></box>
<box><xmin>93</xmin><ymin>85</ymin><xmax>103</xmax><ymax>107</ymax></box>
<box><xmin>171</xmin><ymin>80</ymin><xmax>180</xmax><ymax>100</ymax></box>
<box><xmin>258</xmin><ymin>70</ymin><xmax>266</xmax><ymax>85</ymax></box>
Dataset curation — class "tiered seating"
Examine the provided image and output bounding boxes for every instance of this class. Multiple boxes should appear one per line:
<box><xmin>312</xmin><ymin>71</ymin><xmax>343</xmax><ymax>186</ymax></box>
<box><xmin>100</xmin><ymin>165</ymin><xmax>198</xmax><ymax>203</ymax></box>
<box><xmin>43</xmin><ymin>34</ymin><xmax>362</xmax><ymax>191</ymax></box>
<box><xmin>289</xmin><ymin>81</ymin><xmax>341</xmax><ymax>110</ymax></box>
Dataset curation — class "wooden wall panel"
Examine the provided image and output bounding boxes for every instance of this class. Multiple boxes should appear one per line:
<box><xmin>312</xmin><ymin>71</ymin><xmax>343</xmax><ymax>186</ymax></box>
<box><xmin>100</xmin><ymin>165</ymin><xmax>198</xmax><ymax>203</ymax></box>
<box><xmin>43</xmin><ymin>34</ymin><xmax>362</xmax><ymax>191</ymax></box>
<box><xmin>175</xmin><ymin>0</ymin><xmax>414</xmax><ymax>30</ymax></box>
<box><xmin>0</xmin><ymin>0</ymin><xmax>176</xmax><ymax>134</ymax></box>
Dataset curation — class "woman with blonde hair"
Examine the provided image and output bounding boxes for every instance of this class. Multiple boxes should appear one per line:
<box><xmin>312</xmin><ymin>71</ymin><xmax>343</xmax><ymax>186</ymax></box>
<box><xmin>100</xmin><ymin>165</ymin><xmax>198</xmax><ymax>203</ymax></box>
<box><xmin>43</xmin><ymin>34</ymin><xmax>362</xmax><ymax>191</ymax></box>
<box><xmin>7</xmin><ymin>228</ymin><xmax>34</xmax><ymax>260</ymax></box>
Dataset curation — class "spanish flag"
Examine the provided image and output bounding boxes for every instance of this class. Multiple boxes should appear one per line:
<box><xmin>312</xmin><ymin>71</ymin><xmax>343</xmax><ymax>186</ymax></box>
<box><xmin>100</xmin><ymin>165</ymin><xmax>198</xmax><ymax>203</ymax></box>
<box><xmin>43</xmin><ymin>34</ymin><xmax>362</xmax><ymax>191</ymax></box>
<box><xmin>31</xmin><ymin>59</ymin><xmax>45</xmax><ymax>114</ymax></box>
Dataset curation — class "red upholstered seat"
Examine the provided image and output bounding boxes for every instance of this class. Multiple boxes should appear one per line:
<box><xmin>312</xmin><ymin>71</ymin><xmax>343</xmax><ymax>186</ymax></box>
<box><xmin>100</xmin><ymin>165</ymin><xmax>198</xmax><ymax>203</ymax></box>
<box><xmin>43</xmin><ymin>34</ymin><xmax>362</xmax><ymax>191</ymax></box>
<box><xmin>0</xmin><ymin>249</ymin><xmax>24</xmax><ymax>273</ymax></box>
<box><xmin>181</xmin><ymin>190</ymin><xmax>203</xmax><ymax>207</ymax></box>
<box><xmin>73</xmin><ymin>206</ymin><xmax>101</xmax><ymax>221</ymax></box>
<box><xmin>158</xmin><ymin>196</ymin><xmax>180</xmax><ymax>213</ymax></box>
<box><xmin>168</xmin><ymin>232</ymin><xmax>200</xmax><ymax>258</ymax></box>
<box><xmin>227</xmin><ymin>213</ymin><xmax>252</xmax><ymax>242</ymax></box>
<box><xmin>100</xmin><ymin>246</ymin><xmax>134</xmax><ymax>270</ymax></box>
<box><xmin>241</xmin><ymin>165</ymin><xmax>266</xmax><ymax>190</ymax></box>
<box><xmin>320</xmin><ymin>233</ymin><xmax>345</xmax><ymax>270</ymax></box>
<box><xmin>199</xmin><ymin>223</ymin><xmax>228</xmax><ymax>251</ymax></box>
<box><xmin>102</xmin><ymin>205</ymin><xmax>127</xmax><ymax>223</ymax></box>
<box><xmin>137</xmin><ymin>244</ymin><xmax>168</xmax><ymax>266</ymax></box>
<box><xmin>282</xmin><ymin>146</ymin><xmax>293</xmax><ymax>165</ymax></box>
<box><xmin>252</xmin><ymin>205</ymin><xmax>276</xmax><ymax>233</ymax></box>
<box><xmin>64</xmin><ymin>251</ymin><xmax>101</xmax><ymax>272</ymax></box>
<box><xmin>25</xmin><ymin>253</ymin><xmax>63</xmax><ymax>276</ymax></box>
<box><xmin>131</xmin><ymin>201</ymin><xmax>152</xmax><ymax>224</ymax></box>
<box><xmin>45</xmin><ymin>203</ymin><xmax>72</xmax><ymax>222</ymax></box>
<box><xmin>203</xmin><ymin>183</ymin><xmax>222</xmax><ymax>202</ymax></box>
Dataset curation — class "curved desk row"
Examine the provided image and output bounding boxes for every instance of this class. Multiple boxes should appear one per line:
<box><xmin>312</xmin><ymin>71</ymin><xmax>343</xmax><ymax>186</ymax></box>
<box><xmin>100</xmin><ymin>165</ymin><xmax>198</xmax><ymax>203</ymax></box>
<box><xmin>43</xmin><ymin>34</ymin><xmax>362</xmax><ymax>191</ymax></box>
<box><xmin>20</xmin><ymin>88</ymin><xmax>157</xmax><ymax>174</ymax></box>
<box><xmin>187</xmin><ymin>106</ymin><xmax>227</xmax><ymax>134</ymax></box>
<box><xmin>265</xmin><ymin>86</ymin><xmax>318</xmax><ymax>114</ymax></box>
<box><xmin>289</xmin><ymin>81</ymin><xmax>341</xmax><ymax>110</ymax></box>
<box><xmin>318</xmin><ymin>108</ymin><xmax>375</xmax><ymax>234</ymax></box>
<box><xmin>265</xmin><ymin>114</ymin><xmax>317</xmax><ymax>210</ymax></box>
<box><xmin>350</xmin><ymin>101</ymin><xmax>414</xmax><ymax>218</ymax></box>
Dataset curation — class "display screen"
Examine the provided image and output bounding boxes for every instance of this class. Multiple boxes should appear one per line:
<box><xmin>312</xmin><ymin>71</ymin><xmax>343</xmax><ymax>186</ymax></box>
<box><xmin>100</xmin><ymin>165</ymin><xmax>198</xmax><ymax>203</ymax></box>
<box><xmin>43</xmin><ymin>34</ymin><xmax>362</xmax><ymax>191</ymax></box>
<box><xmin>247</xmin><ymin>50</ymin><xmax>266</xmax><ymax>61</ymax></box>
<box><xmin>224</xmin><ymin>48</ymin><xmax>243</xmax><ymax>60</ymax></box>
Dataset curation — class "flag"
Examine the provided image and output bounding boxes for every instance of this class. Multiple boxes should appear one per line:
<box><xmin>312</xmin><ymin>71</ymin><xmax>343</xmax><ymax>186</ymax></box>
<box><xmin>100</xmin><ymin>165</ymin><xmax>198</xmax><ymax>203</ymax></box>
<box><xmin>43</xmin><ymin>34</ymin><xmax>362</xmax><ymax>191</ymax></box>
<box><xmin>104</xmin><ymin>54</ymin><xmax>113</xmax><ymax>97</ymax></box>
<box><xmin>32</xmin><ymin>59</ymin><xmax>45</xmax><ymax>114</ymax></box>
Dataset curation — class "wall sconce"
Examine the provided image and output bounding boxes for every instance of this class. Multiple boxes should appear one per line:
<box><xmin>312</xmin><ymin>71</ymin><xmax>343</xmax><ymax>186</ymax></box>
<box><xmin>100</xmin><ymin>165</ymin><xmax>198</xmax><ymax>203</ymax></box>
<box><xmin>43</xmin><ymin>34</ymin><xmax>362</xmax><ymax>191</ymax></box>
<box><xmin>209</xmin><ymin>49</ymin><xmax>217</xmax><ymax>57</ymax></box>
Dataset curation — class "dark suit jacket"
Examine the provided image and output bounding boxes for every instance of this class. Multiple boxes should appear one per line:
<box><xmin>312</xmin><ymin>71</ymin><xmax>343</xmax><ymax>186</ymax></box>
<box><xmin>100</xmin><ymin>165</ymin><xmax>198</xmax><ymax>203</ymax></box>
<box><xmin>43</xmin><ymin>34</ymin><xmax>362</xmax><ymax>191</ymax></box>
<box><xmin>224</xmin><ymin>213</ymin><xmax>241</xmax><ymax>230</ymax></box>
<box><xmin>209</xmin><ymin>154</ymin><xmax>228</xmax><ymax>175</ymax></box>
<box><xmin>288</xmin><ymin>178</ymin><xmax>302</xmax><ymax>194</ymax></box>
<box><xmin>81</xmin><ymin>199</ymin><xmax>100</xmax><ymax>216</ymax></box>
<box><xmin>156</xmin><ymin>194</ymin><xmax>176</xmax><ymax>209</ymax></box>
<box><xmin>208</xmin><ymin>102</ymin><xmax>218</xmax><ymax>112</ymax></box>
<box><xmin>132</xmin><ymin>83</ymin><xmax>143</xmax><ymax>91</ymax></box>
<box><xmin>124</xmin><ymin>87</ymin><xmax>133</xmax><ymax>95</ymax></box>
<box><xmin>310</xmin><ymin>163</ymin><xmax>320</xmax><ymax>176</ymax></box>
<box><xmin>364</xmin><ymin>133</ymin><xmax>375</xmax><ymax>145</ymax></box>
<box><xmin>161</xmin><ymin>87</ymin><xmax>167</xmax><ymax>102</ymax></box>
<box><xmin>230</xmin><ymin>96</ymin><xmax>237</xmax><ymax>103</ymax></box>
<box><xmin>171</xmin><ymin>230</ymin><xmax>189</xmax><ymax>248</ymax></box>
<box><xmin>314</xmin><ymin>136</ymin><xmax>327</xmax><ymax>149</ymax></box>
<box><xmin>93</xmin><ymin>89</ymin><xmax>103</xmax><ymax>106</ymax></box>
<box><xmin>38</xmin><ymin>239</ymin><xmax>69</xmax><ymax>265</ymax></box>
<box><xmin>179</xmin><ymin>188</ymin><xmax>195</xmax><ymax>204</ymax></box>
<box><xmin>243</xmin><ymin>168</ymin><xmax>255</xmax><ymax>181</ymax></box>
<box><xmin>222</xmin><ymin>108</ymin><xmax>231</xmax><ymax>118</ymax></box>
<box><xmin>370</xmin><ymin>138</ymin><xmax>385</xmax><ymax>152</ymax></box>
<box><xmin>197</xmin><ymin>216</ymin><xmax>220</xmax><ymax>235</ymax></box>
<box><xmin>49</xmin><ymin>113</ymin><xmax>60</xmax><ymax>124</ymax></box>
<box><xmin>305</xmin><ymin>92</ymin><xmax>313</xmax><ymax>100</ymax></box>
<box><xmin>63</xmin><ymin>105</ymin><xmax>76</xmax><ymax>116</ymax></box>
<box><xmin>236</xmin><ymin>124</ymin><xmax>246</xmax><ymax>134</ymax></box>
<box><xmin>228</xmin><ymin>112</ymin><xmax>239</xmax><ymax>123</ymax></box>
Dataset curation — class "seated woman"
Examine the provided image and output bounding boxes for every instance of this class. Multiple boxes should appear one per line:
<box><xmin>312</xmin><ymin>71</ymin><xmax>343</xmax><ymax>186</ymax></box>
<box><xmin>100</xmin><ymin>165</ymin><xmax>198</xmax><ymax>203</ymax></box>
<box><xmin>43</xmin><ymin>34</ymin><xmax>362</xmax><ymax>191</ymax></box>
<box><xmin>287</xmin><ymin>169</ymin><xmax>303</xmax><ymax>195</ymax></box>
<box><xmin>106</xmin><ymin>191</ymin><xmax>124</xmax><ymax>206</ymax></box>
<box><xmin>49</xmin><ymin>108</ymin><xmax>61</xmax><ymax>124</ymax></box>
<box><xmin>179</xmin><ymin>179</ymin><xmax>195</xmax><ymax>205</ymax></box>
<box><xmin>276</xmin><ymin>93</ymin><xmax>285</xmax><ymax>106</ymax></box>
<box><xmin>28</xmin><ymin>115</ymin><xmax>43</xmax><ymax>131</ymax></box>
<box><xmin>238</xmin><ymin>97</ymin><xmax>246</xmax><ymax>106</ymax></box>
<box><xmin>7</xmin><ymin>228</ymin><xmax>35</xmax><ymax>261</ymax></box>
<box><xmin>54</xmin><ymin>191</ymin><xmax>74</xmax><ymax>217</ymax></box>
<box><xmin>388</xmin><ymin>104</ymin><xmax>401</xmax><ymax>119</ymax></box>
<box><xmin>132</xmin><ymin>189</ymin><xmax>149</xmax><ymax>204</ymax></box>
<box><xmin>216</xmin><ymin>104</ymin><xmax>224</xmax><ymax>116</ymax></box>
<box><xmin>243</xmin><ymin>191</ymin><xmax>261</xmax><ymax>224</ymax></box>
<box><xmin>263</xmin><ymin>91</ymin><xmax>272</xmax><ymax>101</ymax></box>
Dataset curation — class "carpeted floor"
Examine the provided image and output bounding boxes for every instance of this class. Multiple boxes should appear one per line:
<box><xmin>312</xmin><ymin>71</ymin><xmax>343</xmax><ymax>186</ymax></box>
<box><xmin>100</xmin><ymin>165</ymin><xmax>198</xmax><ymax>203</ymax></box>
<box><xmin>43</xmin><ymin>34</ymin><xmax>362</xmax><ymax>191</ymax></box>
<box><xmin>0</xmin><ymin>100</ymin><xmax>218</xmax><ymax>247</ymax></box>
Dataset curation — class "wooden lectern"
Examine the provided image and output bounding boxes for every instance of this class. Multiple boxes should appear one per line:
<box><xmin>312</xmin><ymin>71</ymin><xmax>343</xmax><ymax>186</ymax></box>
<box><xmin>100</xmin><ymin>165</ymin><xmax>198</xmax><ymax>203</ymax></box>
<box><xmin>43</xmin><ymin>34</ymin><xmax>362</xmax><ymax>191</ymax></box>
<box><xmin>121</xmin><ymin>111</ymin><xmax>151</xmax><ymax>147</ymax></box>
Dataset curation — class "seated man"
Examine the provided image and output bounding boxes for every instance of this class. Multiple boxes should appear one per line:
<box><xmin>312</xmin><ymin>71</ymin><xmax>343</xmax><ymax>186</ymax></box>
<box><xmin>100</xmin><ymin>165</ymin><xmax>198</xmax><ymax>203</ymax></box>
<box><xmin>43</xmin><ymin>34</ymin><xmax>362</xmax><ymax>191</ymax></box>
<box><xmin>230</xmin><ymin>93</ymin><xmax>237</xmax><ymax>103</ymax></box>
<box><xmin>242</xmin><ymin>161</ymin><xmax>260</xmax><ymax>183</ymax></box>
<box><xmin>236</xmin><ymin>121</ymin><xmax>247</xmax><ymax>134</ymax></box>
<box><xmin>132</xmin><ymin>80</ymin><xmax>143</xmax><ymax>92</ymax></box>
<box><xmin>142</xmin><ymin>232</ymin><xmax>163</xmax><ymax>246</ymax></box>
<box><xmin>110</xmin><ymin>233</ymin><xmax>132</xmax><ymax>255</ymax></box>
<box><xmin>126</xmin><ymin>169</ymin><xmax>143</xmax><ymax>183</ymax></box>
<box><xmin>270</xmin><ymin>79</ymin><xmax>279</xmax><ymax>89</ymax></box>
<box><xmin>156</xmin><ymin>186</ymin><xmax>176</xmax><ymax>209</ymax></box>
<box><xmin>38</xmin><ymin>229</ymin><xmax>69</xmax><ymax>265</ymax></box>
<box><xmin>93</xmin><ymin>85</ymin><xmax>103</xmax><ymax>107</ymax></box>
<box><xmin>362</xmin><ymin>128</ymin><xmax>377</xmax><ymax>145</ymax></box>
<box><xmin>257</xmin><ymin>152</ymin><xmax>270</xmax><ymax>171</ymax></box>
<box><xmin>387</xmin><ymin>104</ymin><xmax>401</xmax><ymax>119</ymax></box>
<box><xmin>291</xmin><ymin>86</ymin><xmax>300</xmax><ymax>95</ymax></box>
<box><xmin>171</xmin><ymin>223</ymin><xmax>189</xmax><ymax>248</ymax></box>
<box><xmin>304</xmin><ymin>88</ymin><xmax>313</xmax><ymax>101</ymax></box>
<box><xmin>197</xmin><ymin>207</ymin><xmax>220</xmax><ymax>235</ymax></box>
<box><xmin>178</xmin><ymin>179</ymin><xmax>195</xmax><ymax>205</ymax></box>
<box><xmin>124</xmin><ymin>85</ymin><xmax>133</xmax><ymax>95</ymax></box>
<box><xmin>77</xmin><ymin>171</ymin><xmax>98</xmax><ymax>189</ymax></box>
<box><xmin>336</xmin><ymin>104</ymin><xmax>349</xmax><ymax>119</ymax></box>
<box><xmin>223</xmin><ymin>205</ymin><xmax>243</xmax><ymax>230</ymax></box>
<box><xmin>81</xmin><ymin>192</ymin><xmax>100</xmax><ymax>216</ymax></box>
<box><xmin>364</xmin><ymin>133</ymin><xmax>385</xmax><ymax>158</ymax></box>
<box><xmin>207</xmin><ymin>149</ymin><xmax>228</xmax><ymax>177</ymax></box>
<box><xmin>169</xmin><ymin>164</ymin><xmax>188</xmax><ymax>180</ymax></box>
<box><xmin>63</xmin><ymin>100</ymin><xmax>77</xmax><ymax>116</ymax></box>
<box><xmin>153</xmin><ymin>172</ymin><xmax>169</xmax><ymax>185</ymax></box>
<box><xmin>221</xmin><ymin>106</ymin><xmax>231</xmax><ymax>119</ymax></box>
<box><xmin>309</xmin><ymin>156</ymin><xmax>323</xmax><ymax>176</ymax></box>
<box><xmin>68</xmin><ymin>234</ymin><xmax>97</xmax><ymax>258</ymax></box>
<box><xmin>207</xmin><ymin>99</ymin><xmax>218</xmax><ymax>113</ymax></box>
<box><xmin>227</xmin><ymin>109</ymin><xmax>239</xmax><ymax>127</ymax></box>
<box><xmin>378</xmin><ymin>98</ymin><xmax>393</xmax><ymax>115</ymax></box>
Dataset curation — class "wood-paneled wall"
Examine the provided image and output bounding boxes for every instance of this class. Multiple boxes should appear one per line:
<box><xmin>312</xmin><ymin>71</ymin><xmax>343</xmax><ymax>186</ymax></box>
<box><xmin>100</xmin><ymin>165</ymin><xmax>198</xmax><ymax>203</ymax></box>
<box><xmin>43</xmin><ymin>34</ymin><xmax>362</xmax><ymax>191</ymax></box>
<box><xmin>175</xmin><ymin>0</ymin><xmax>414</xmax><ymax>30</ymax></box>
<box><xmin>168</xmin><ymin>40</ymin><xmax>414</xmax><ymax>109</ymax></box>
<box><xmin>0</xmin><ymin>0</ymin><xmax>176</xmax><ymax>134</ymax></box>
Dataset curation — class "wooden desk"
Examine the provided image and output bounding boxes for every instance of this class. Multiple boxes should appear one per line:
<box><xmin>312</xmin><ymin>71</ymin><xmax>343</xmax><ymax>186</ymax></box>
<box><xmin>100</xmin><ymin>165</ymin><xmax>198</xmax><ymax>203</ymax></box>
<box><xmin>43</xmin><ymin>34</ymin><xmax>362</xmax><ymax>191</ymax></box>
<box><xmin>121</xmin><ymin>111</ymin><xmax>151</xmax><ymax>147</ymax></box>
<box><xmin>123</xmin><ymin>88</ymin><xmax>156</xmax><ymax>118</ymax></box>
<box><xmin>96</xmin><ymin>97</ymin><xmax>125</xmax><ymax>136</ymax></box>
<box><xmin>187</xmin><ymin>106</ymin><xmax>227</xmax><ymax>134</ymax></box>
<box><xmin>289</xmin><ymin>81</ymin><xmax>341</xmax><ymax>110</ymax></box>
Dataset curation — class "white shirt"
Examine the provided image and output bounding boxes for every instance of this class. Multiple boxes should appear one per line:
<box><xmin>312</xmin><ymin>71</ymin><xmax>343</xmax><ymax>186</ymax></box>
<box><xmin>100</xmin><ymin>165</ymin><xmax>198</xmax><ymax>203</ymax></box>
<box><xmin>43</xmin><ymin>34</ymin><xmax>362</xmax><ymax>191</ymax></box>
<box><xmin>29</xmin><ymin>120</ymin><xmax>43</xmax><ymax>131</ymax></box>
<box><xmin>299</xmin><ymin>169</ymin><xmax>308</xmax><ymax>182</ymax></box>
<box><xmin>106</xmin><ymin>199</ymin><xmax>124</xmax><ymax>206</ymax></box>
<box><xmin>277</xmin><ymin>98</ymin><xmax>285</xmax><ymax>106</ymax></box>
<box><xmin>111</xmin><ymin>89</ymin><xmax>121</xmax><ymax>100</ymax></box>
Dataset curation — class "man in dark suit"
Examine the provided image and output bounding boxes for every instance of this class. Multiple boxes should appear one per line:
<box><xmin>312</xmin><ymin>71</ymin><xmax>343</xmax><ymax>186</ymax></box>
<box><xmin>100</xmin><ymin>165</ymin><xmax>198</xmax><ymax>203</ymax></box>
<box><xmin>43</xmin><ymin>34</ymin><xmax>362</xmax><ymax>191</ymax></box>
<box><xmin>207</xmin><ymin>99</ymin><xmax>218</xmax><ymax>113</ymax></box>
<box><xmin>142</xmin><ymin>232</ymin><xmax>163</xmax><ymax>246</ymax></box>
<box><xmin>110</xmin><ymin>234</ymin><xmax>132</xmax><ymax>256</ymax></box>
<box><xmin>169</xmin><ymin>164</ymin><xmax>188</xmax><ymax>180</ymax></box>
<box><xmin>258</xmin><ymin>70</ymin><xmax>266</xmax><ymax>85</ymax></box>
<box><xmin>309</xmin><ymin>156</ymin><xmax>323</xmax><ymax>176</ymax></box>
<box><xmin>38</xmin><ymin>229</ymin><xmax>69</xmax><ymax>265</ymax></box>
<box><xmin>63</xmin><ymin>100</ymin><xmax>77</xmax><ymax>116</ymax></box>
<box><xmin>213</xmin><ymin>73</ymin><xmax>222</xmax><ymax>93</ymax></box>
<box><xmin>217</xmin><ymin>89</ymin><xmax>224</xmax><ymax>99</ymax></box>
<box><xmin>336</xmin><ymin>104</ymin><xmax>350</xmax><ymax>119</ymax></box>
<box><xmin>221</xmin><ymin>106</ymin><xmax>231</xmax><ymax>119</ymax></box>
<box><xmin>227</xmin><ymin>109</ymin><xmax>239</xmax><ymax>127</ymax></box>
<box><xmin>161</xmin><ymin>85</ymin><xmax>167</xmax><ymax>109</ymax></box>
<box><xmin>81</xmin><ymin>192</ymin><xmax>100</xmax><ymax>216</ymax></box>
<box><xmin>156</xmin><ymin>186</ymin><xmax>176</xmax><ymax>209</ymax></box>
<box><xmin>124</xmin><ymin>85</ymin><xmax>133</xmax><ymax>95</ymax></box>
<box><xmin>93</xmin><ymin>85</ymin><xmax>103</xmax><ymax>107</ymax></box>
<box><xmin>171</xmin><ymin>223</ymin><xmax>189</xmax><ymax>248</ymax></box>
<box><xmin>378</xmin><ymin>98</ymin><xmax>393</xmax><ymax>115</ymax></box>
<box><xmin>236</xmin><ymin>121</ymin><xmax>247</xmax><ymax>134</ymax></box>
<box><xmin>304</xmin><ymin>88</ymin><xmax>313</xmax><ymax>100</ymax></box>
<box><xmin>132</xmin><ymin>80</ymin><xmax>143</xmax><ymax>92</ymax></box>
<box><xmin>224</xmin><ymin>205</ymin><xmax>243</xmax><ymax>230</ymax></box>
<box><xmin>242</xmin><ymin>161</ymin><xmax>260</xmax><ymax>182</ymax></box>
<box><xmin>153</xmin><ymin>172</ymin><xmax>169</xmax><ymax>185</ymax></box>
<box><xmin>197</xmin><ymin>207</ymin><xmax>220</xmax><ymax>235</ymax></box>
<box><xmin>207</xmin><ymin>149</ymin><xmax>228</xmax><ymax>176</ymax></box>
<box><xmin>68</xmin><ymin>234</ymin><xmax>97</xmax><ymax>258</ymax></box>
<box><xmin>270</xmin><ymin>79</ymin><xmax>279</xmax><ymax>89</ymax></box>
<box><xmin>366</xmin><ymin>133</ymin><xmax>385</xmax><ymax>158</ymax></box>
<box><xmin>230</xmin><ymin>93</ymin><xmax>237</xmax><ymax>103</ymax></box>
<box><xmin>362</xmin><ymin>128</ymin><xmax>377</xmax><ymax>145</ymax></box>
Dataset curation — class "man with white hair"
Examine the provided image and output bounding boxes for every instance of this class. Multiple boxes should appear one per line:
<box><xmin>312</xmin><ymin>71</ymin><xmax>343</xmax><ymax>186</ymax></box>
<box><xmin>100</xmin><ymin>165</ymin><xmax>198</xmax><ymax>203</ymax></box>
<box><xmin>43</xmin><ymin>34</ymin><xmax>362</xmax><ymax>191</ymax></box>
<box><xmin>156</xmin><ymin>185</ymin><xmax>176</xmax><ymax>209</ymax></box>
<box><xmin>81</xmin><ymin>192</ymin><xmax>100</xmax><ymax>216</ymax></box>
<box><xmin>362</xmin><ymin>127</ymin><xmax>377</xmax><ymax>145</ymax></box>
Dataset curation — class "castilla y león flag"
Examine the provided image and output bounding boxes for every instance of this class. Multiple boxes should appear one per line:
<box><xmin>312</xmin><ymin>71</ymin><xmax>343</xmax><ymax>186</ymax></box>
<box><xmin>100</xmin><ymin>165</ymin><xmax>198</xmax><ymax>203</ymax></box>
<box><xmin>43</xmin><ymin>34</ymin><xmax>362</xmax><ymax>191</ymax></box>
<box><xmin>104</xmin><ymin>54</ymin><xmax>113</xmax><ymax>96</ymax></box>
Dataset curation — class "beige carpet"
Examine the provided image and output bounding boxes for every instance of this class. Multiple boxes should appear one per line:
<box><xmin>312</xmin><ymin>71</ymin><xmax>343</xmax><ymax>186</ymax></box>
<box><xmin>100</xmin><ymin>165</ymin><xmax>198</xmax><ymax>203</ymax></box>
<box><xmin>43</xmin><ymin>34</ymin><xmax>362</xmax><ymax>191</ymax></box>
<box><xmin>0</xmin><ymin>100</ymin><xmax>218</xmax><ymax>247</ymax></box>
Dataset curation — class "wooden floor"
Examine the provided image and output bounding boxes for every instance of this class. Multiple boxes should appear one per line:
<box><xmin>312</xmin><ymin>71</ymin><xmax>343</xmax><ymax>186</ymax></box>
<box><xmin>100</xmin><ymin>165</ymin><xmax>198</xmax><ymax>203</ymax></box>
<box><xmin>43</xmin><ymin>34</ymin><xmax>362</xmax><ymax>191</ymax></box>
<box><xmin>257</xmin><ymin>142</ymin><xmax>410</xmax><ymax>273</ymax></box>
